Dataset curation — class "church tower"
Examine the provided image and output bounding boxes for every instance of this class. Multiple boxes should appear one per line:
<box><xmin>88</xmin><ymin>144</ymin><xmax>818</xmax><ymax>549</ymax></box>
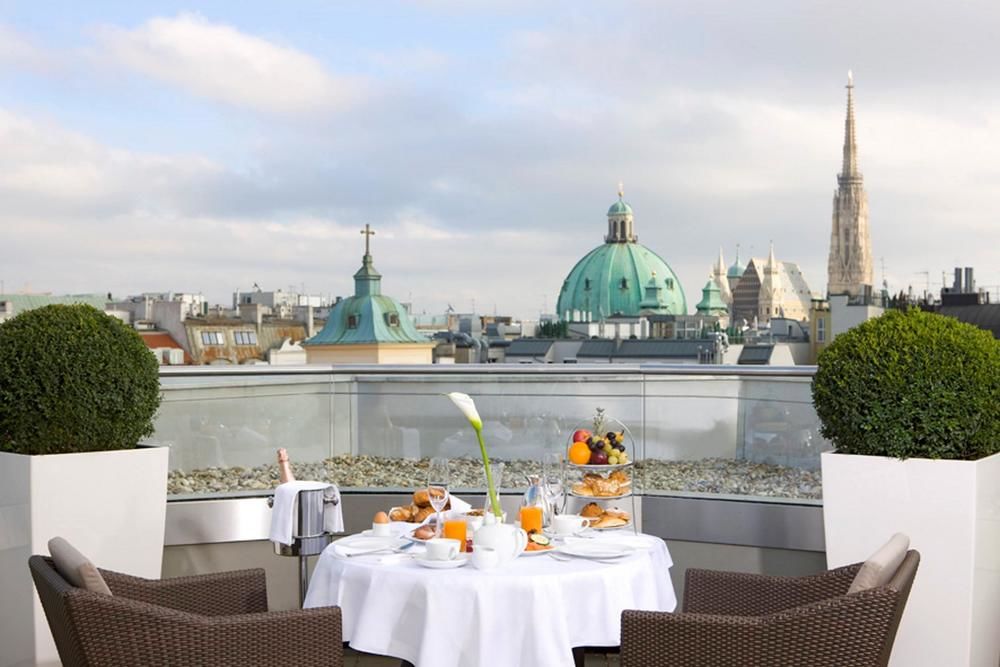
<box><xmin>827</xmin><ymin>71</ymin><xmax>874</xmax><ymax>297</ymax></box>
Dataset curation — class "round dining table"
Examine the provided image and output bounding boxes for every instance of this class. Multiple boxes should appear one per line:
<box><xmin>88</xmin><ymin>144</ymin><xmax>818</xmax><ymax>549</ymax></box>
<box><xmin>304</xmin><ymin>531</ymin><xmax>676</xmax><ymax>667</ymax></box>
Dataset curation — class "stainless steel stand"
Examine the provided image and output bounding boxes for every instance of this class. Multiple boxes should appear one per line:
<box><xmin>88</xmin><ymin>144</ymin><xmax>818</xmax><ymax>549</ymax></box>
<box><xmin>268</xmin><ymin>488</ymin><xmax>338</xmax><ymax>607</ymax></box>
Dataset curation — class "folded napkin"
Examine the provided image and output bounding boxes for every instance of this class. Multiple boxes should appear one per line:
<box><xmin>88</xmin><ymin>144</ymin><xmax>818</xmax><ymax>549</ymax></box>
<box><xmin>269</xmin><ymin>481</ymin><xmax>344</xmax><ymax>546</ymax></box>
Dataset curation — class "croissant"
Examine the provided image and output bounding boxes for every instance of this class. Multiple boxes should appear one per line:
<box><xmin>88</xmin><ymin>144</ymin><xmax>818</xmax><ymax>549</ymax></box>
<box><xmin>389</xmin><ymin>507</ymin><xmax>412</xmax><ymax>522</ymax></box>
<box><xmin>580</xmin><ymin>502</ymin><xmax>604</xmax><ymax>518</ymax></box>
<box><xmin>412</xmin><ymin>489</ymin><xmax>431</xmax><ymax>507</ymax></box>
<box><xmin>414</xmin><ymin>506</ymin><xmax>436</xmax><ymax>523</ymax></box>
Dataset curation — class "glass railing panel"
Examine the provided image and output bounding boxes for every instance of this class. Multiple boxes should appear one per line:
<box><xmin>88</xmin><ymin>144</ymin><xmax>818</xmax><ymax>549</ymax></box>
<box><xmin>344</xmin><ymin>373</ymin><xmax>643</xmax><ymax>493</ymax></box>
<box><xmin>153</xmin><ymin>367</ymin><xmax>828</xmax><ymax>505</ymax></box>
<box><xmin>155</xmin><ymin>372</ymin><xmax>336</xmax><ymax>498</ymax></box>
<box><xmin>642</xmin><ymin>372</ymin><xmax>827</xmax><ymax>503</ymax></box>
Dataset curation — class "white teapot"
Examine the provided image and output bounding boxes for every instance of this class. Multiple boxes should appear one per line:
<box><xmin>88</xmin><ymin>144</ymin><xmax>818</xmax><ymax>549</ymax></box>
<box><xmin>472</xmin><ymin>512</ymin><xmax>527</xmax><ymax>565</ymax></box>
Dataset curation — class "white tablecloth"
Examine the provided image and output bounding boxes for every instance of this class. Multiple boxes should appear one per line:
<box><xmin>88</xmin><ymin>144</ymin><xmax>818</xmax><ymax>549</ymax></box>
<box><xmin>304</xmin><ymin>532</ymin><xmax>676</xmax><ymax>667</ymax></box>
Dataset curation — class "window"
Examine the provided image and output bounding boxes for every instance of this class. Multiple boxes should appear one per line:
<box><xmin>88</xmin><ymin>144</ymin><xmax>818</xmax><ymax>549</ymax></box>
<box><xmin>201</xmin><ymin>331</ymin><xmax>225</xmax><ymax>345</ymax></box>
<box><xmin>620</xmin><ymin>278</ymin><xmax>629</xmax><ymax>289</ymax></box>
<box><xmin>233</xmin><ymin>331</ymin><xmax>257</xmax><ymax>345</ymax></box>
<box><xmin>817</xmin><ymin>318</ymin><xmax>826</xmax><ymax>343</ymax></box>
<box><xmin>347</xmin><ymin>315</ymin><xmax>359</xmax><ymax>329</ymax></box>
<box><xmin>385</xmin><ymin>313</ymin><xmax>400</xmax><ymax>327</ymax></box>
<box><xmin>584</xmin><ymin>279</ymin><xmax>591</xmax><ymax>291</ymax></box>
<box><xmin>665</xmin><ymin>278</ymin><xmax>674</xmax><ymax>289</ymax></box>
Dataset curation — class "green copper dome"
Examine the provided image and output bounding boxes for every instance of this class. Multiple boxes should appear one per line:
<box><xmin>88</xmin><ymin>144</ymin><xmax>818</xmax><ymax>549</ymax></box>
<box><xmin>304</xmin><ymin>246</ymin><xmax>429</xmax><ymax>347</ymax></box>
<box><xmin>607</xmin><ymin>198</ymin><xmax>633</xmax><ymax>216</ymax></box>
<box><xmin>727</xmin><ymin>250</ymin><xmax>746</xmax><ymax>279</ymax></box>
<box><xmin>557</xmin><ymin>245</ymin><xmax>686</xmax><ymax>321</ymax></box>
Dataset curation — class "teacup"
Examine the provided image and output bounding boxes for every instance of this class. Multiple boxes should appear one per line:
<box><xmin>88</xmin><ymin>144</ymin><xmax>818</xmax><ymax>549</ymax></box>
<box><xmin>552</xmin><ymin>514</ymin><xmax>590</xmax><ymax>536</ymax></box>
<box><xmin>371</xmin><ymin>522</ymin><xmax>393</xmax><ymax>537</ymax></box>
<box><xmin>425</xmin><ymin>538</ymin><xmax>461</xmax><ymax>561</ymax></box>
<box><xmin>471</xmin><ymin>546</ymin><xmax>499</xmax><ymax>570</ymax></box>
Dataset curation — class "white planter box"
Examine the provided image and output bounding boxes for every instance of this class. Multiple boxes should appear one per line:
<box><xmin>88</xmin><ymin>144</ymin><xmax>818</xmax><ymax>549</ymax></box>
<box><xmin>822</xmin><ymin>451</ymin><xmax>1000</xmax><ymax>667</ymax></box>
<box><xmin>0</xmin><ymin>446</ymin><xmax>169</xmax><ymax>667</ymax></box>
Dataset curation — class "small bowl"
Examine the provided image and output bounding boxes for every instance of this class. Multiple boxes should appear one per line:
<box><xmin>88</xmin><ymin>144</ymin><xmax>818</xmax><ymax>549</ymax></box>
<box><xmin>371</xmin><ymin>522</ymin><xmax>392</xmax><ymax>537</ymax></box>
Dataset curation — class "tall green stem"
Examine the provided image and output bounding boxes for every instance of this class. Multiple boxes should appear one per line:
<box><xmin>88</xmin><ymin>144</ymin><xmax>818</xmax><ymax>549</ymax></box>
<box><xmin>475</xmin><ymin>426</ymin><xmax>503</xmax><ymax>518</ymax></box>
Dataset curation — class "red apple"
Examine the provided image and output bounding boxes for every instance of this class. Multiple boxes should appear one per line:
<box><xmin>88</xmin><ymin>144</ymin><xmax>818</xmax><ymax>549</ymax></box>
<box><xmin>572</xmin><ymin>429</ymin><xmax>591</xmax><ymax>443</ymax></box>
<box><xmin>590</xmin><ymin>450</ymin><xmax>609</xmax><ymax>465</ymax></box>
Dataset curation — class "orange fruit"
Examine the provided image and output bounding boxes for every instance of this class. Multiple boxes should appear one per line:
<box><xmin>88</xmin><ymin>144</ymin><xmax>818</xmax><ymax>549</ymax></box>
<box><xmin>568</xmin><ymin>441</ymin><xmax>591</xmax><ymax>465</ymax></box>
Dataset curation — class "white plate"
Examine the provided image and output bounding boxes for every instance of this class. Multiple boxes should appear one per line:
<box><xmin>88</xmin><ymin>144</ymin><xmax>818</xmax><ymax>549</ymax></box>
<box><xmin>413</xmin><ymin>553</ymin><xmax>470</xmax><ymax>569</ymax></box>
<box><xmin>336</xmin><ymin>534</ymin><xmax>402</xmax><ymax>549</ymax></box>
<box><xmin>521</xmin><ymin>546</ymin><xmax>557</xmax><ymax>556</ymax></box>
<box><xmin>558</xmin><ymin>541</ymin><xmax>636</xmax><ymax>560</ymax></box>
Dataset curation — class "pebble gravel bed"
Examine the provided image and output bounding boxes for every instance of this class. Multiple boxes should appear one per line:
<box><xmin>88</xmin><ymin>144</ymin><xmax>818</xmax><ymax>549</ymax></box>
<box><xmin>168</xmin><ymin>455</ymin><xmax>822</xmax><ymax>500</ymax></box>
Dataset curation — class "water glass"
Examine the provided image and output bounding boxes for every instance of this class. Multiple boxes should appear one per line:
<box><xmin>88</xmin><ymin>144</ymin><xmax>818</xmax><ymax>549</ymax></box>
<box><xmin>427</xmin><ymin>457</ymin><xmax>450</xmax><ymax>536</ymax></box>
<box><xmin>542</xmin><ymin>451</ymin><xmax>565</xmax><ymax>517</ymax></box>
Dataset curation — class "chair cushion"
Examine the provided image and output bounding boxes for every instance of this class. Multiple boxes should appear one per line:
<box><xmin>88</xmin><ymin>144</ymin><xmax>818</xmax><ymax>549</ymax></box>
<box><xmin>48</xmin><ymin>537</ymin><xmax>112</xmax><ymax>596</ymax></box>
<box><xmin>847</xmin><ymin>532</ymin><xmax>910</xmax><ymax>594</ymax></box>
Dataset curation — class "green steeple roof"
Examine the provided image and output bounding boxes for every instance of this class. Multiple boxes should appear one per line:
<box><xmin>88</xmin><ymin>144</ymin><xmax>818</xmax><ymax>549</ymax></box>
<box><xmin>304</xmin><ymin>226</ymin><xmax>429</xmax><ymax>346</ymax></box>
<box><xmin>696</xmin><ymin>279</ymin><xmax>728</xmax><ymax>315</ymax></box>
<box><xmin>727</xmin><ymin>246</ymin><xmax>746</xmax><ymax>279</ymax></box>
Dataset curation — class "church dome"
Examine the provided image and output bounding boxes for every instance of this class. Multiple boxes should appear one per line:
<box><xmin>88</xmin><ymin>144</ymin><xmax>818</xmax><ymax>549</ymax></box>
<box><xmin>607</xmin><ymin>199</ymin><xmax>633</xmax><ymax>216</ymax></box>
<box><xmin>557</xmin><ymin>192</ymin><xmax>686</xmax><ymax>320</ymax></box>
<box><xmin>727</xmin><ymin>257</ymin><xmax>745</xmax><ymax>279</ymax></box>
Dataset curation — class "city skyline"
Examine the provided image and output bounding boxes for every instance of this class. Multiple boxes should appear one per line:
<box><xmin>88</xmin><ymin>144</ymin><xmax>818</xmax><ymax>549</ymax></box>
<box><xmin>2</xmin><ymin>2</ymin><xmax>999</xmax><ymax>318</ymax></box>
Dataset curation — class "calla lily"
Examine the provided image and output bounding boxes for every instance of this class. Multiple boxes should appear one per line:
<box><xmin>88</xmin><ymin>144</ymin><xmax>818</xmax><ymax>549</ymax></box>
<box><xmin>445</xmin><ymin>392</ymin><xmax>502</xmax><ymax>518</ymax></box>
<box><xmin>446</xmin><ymin>392</ymin><xmax>483</xmax><ymax>430</ymax></box>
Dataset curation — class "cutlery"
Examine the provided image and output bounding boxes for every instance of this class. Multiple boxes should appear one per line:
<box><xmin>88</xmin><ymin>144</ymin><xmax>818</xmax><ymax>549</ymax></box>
<box><xmin>344</xmin><ymin>541</ymin><xmax>414</xmax><ymax>558</ymax></box>
<box><xmin>548</xmin><ymin>551</ymin><xmax>623</xmax><ymax>565</ymax></box>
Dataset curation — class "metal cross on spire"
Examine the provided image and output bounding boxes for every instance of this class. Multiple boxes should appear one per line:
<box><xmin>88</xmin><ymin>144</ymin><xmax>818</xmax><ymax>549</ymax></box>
<box><xmin>360</xmin><ymin>224</ymin><xmax>375</xmax><ymax>255</ymax></box>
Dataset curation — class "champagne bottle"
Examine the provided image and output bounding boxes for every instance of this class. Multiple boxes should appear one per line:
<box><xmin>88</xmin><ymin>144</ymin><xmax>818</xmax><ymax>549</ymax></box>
<box><xmin>277</xmin><ymin>448</ymin><xmax>295</xmax><ymax>484</ymax></box>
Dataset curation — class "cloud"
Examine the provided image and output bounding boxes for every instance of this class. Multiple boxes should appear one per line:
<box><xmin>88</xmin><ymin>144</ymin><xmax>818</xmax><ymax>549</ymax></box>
<box><xmin>93</xmin><ymin>13</ymin><xmax>363</xmax><ymax>114</ymax></box>
<box><xmin>0</xmin><ymin>24</ymin><xmax>57</xmax><ymax>72</ymax></box>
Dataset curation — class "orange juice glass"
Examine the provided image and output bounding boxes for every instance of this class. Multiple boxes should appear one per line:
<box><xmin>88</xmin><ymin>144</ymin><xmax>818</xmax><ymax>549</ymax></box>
<box><xmin>520</xmin><ymin>506</ymin><xmax>543</xmax><ymax>533</ymax></box>
<box><xmin>443</xmin><ymin>519</ymin><xmax>468</xmax><ymax>551</ymax></box>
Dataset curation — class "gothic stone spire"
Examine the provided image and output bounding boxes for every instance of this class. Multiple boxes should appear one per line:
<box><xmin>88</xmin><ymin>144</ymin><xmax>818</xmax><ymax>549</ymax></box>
<box><xmin>827</xmin><ymin>71</ymin><xmax>874</xmax><ymax>297</ymax></box>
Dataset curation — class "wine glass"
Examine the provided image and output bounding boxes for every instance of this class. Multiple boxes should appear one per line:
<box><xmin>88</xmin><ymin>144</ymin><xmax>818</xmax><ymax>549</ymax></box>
<box><xmin>542</xmin><ymin>451</ymin><xmax>565</xmax><ymax>519</ymax></box>
<box><xmin>427</xmin><ymin>457</ymin><xmax>450</xmax><ymax>537</ymax></box>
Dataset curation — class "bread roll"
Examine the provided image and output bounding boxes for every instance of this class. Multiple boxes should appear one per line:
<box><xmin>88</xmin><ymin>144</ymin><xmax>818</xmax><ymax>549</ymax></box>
<box><xmin>412</xmin><ymin>489</ymin><xmax>430</xmax><ymax>507</ymax></box>
<box><xmin>414</xmin><ymin>506</ymin><xmax>435</xmax><ymax>523</ymax></box>
<box><xmin>388</xmin><ymin>507</ymin><xmax>411</xmax><ymax>522</ymax></box>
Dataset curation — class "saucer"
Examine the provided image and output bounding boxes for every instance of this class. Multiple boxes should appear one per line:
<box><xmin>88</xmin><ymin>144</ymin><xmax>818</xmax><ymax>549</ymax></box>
<box><xmin>413</xmin><ymin>553</ymin><xmax>471</xmax><ymax>569</ymax></box>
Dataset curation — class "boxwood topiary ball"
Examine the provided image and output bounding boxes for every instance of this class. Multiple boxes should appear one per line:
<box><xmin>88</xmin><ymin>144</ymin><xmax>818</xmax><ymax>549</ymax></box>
<box><xmin>0</xmin><ymin>304</ymin><xmax>162</xmax><ymax>455</ymax></box>
<box><xmin>812</xmin><ymin>308</ymin><xmax>1000</xmax><ymax>460</ymax></box>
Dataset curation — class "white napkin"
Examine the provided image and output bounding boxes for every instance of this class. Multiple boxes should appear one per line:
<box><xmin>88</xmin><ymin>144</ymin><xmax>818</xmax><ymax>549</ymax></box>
<box><xmin>269</xmin><ymin>481</ymin><xmax>344</xmax><ymax>546</ymax></box>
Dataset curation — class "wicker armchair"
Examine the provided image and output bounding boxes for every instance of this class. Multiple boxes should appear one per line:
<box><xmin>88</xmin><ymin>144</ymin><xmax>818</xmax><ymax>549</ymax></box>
<box><xmin>29</xmin><ymin>555</ymin><xmax>343</xmax><ymax>667</ymax></box>
<box><xmin>621</xmin><ymin>550</ymin><xmax>919</xmax><ymax>667</ymax></box>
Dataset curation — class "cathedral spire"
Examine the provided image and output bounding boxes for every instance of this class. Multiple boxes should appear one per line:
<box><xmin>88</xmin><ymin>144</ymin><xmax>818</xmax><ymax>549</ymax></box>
<box><xmin>828</xmin><ymin>71</ymin><xmax>874</xmax><ymax>297</ymax></box>
<box><xmin>840</xmin><ymin>70</ymin><xmax>861</xmax><ymax>183</ymax></box>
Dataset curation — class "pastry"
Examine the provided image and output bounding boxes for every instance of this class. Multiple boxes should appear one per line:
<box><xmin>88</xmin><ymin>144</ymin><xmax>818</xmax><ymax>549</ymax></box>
<box><xmin>593</xmin><ymin>515</ymin><xmax>628</xmax><ymax>529</ymax></box>
<box><xmin>412</xmin><ymin>525</ymin><xmax>435</xmax><ymax>540</ymax></box>
<box><xmin>412</xmin><ymin>489</ymin><xmax>430</xmax><ymax>507</ymax></box>
<box><xmin>413</xmin><ymin>506</ymin><xmax>435</xmax><ymax>523</ymax></box>
<box><xmin>580</xmin><ymin>502</ymin><xmax>604</xmax><ymax>518</ymax></box>
<box><xmin>572</xmin><ymin>482</ymin><xmax>595</xmax><ymax>496</ymax></box>
<box><xmin>389</xmin><ymin>507</ymin><xmax>412</xmax><ymax>522</ymax></box>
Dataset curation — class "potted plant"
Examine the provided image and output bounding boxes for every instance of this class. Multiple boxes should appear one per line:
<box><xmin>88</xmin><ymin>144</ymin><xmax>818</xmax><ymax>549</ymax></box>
<box><xmin>0</xmin><ymin>304</ymin><xmax>167</xmax><ymax>667</ymax></box>
<box><xmin>812</xmin><ymin>308</ymin><xmax>1000</xmax><ymax>667</ymax></box>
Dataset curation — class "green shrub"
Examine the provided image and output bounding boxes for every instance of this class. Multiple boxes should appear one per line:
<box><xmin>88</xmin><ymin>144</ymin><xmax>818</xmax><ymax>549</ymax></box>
<box><xmin>0</xmin><ymin>304</ymin><xmax>161</xmax><ymax>454</ymax></box>
<box><xmin>812</xmin><ymin>308</ymin><xmax>1000</xmax><ymax>460</ymax></box>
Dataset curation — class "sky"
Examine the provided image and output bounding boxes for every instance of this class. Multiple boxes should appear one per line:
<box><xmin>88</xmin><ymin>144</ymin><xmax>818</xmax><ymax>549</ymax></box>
<box><xmin>1</xmin><ymin>1</ymin><xmax>998</xmax><ymax>319</ymax></box>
